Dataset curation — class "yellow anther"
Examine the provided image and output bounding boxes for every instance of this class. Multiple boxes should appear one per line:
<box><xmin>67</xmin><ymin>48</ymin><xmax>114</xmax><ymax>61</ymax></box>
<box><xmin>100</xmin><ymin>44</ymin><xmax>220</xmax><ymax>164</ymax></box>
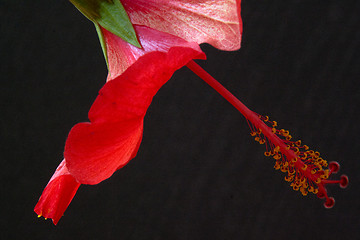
<box><xmin>259</xmin><ymin>139</ymin><xmax>265</xmax><ymax>144</ymax></box>
<box><xmin>293</xmin><ymin>185</ymin><xmax>299</xmax><ymax>191</ymax></box>
<box><xmin>318</xmin><ymin>159</ymin><xmax>327</xmax><ymax>167</ymax></box>
<box><xmin>314</xmin><ymin>151</ymin><xmax>320</xmax><ymax>157</ymax></box>
<box><xmin>272</xmin><ymin>128</ymin><xmax>276</xmax><ymax>133</ymax></box>
<box><xmin>301</xmin><ymin>164</ymin><xmax>307</xmax><ymax>171</ymax></box>
<box><xmin>257</xmin><ymin>129</ymin><xmax>262</xmax><ymax>134</ymax></box>
<box><xmin>288</xmin><ymin>169</ymin><xmax>296</xmax><ymax>175</ymax></box>
<box><xmin>303</xmin><ymin>145</ymin><xmax>309</xmax><ymax>150</ymax></box>
<box><xmin>308</xmin><ymin>186</ymin><xmax>314</xmax><ymax>193</ymax></box>
<box><xmin>300</xmin><ymin>187</ymin><xmax>308</xmax><ymax>196</ymax></box>
<box><xmin>274</xmin><ymin>162</ymin><xmax>281</xmax><ymax>170</ymax></box>
<box><xmin>311</xmin><ymin>169</ymin><xmax>317</xmax><ymax>174</ymax></box>
<box><xmin>264</xmin><ymin>151</ymin><xmax>271</xmax><ymax>157</ymax></box>
<box><xmin>264</xmin><ymin>116</ymin><xmax>269</xmax><ymax>122</ymax></box>
<box><xmin>286</xmin><ymin>145</ymin><xmax>291</xmax><ymax>150</ymax></box>
<box><xmin>38</xmin><ymin>215</ymin><xmax>41</xmax><ymax>218</ymax></box>
<box><xmin>321</xmin><ymin>169</ymin><xmax>330</xmax><ymax>179</ymax></box>
<box><xmin>293</xmin><ymin>147</ymin><xmax>299</xmax><ymax>154</ymax></box>
<box><xmin>273</xmin><ymin>154</ymin><xmax>281</xmax><ymax>160</ymax></box>
<box><xmin>286</xmin><ymin>135</ymin><xmax>292</xmax><ymax>141</ymax></box>
<box><xmin>45</xmin><ymin>218</ymin><xmax>48</xmax><ymax>220</ymax></box>
<box><xmin>274</xmin><ymin>146</ymin><xmax>280</xmax><ymax>152</ymax></box>
<box><xmin>285</xmin><ymin>175</ymin><xmax>293</xmax><ymax>182</ymax></box>
<box><xmin>300</xmin><ymin>177</ymin><xmax>307</xmax><ymax>184</ymax></box>
<box><xmin>281</xmin><ymin>166</ymin><xmax>288</xmax><ymax>173</ymax></box>
<box><xmin>291</xmin><ymin>158</ymin><xmax>298</xmax><ymax>163</ymax></box>
<box><xmin>283</xmin><ymin>130</ymin><xmax>289</xmax><ymax>137</ymax></box>
<box><xmin>272</xmin><ymin>121</ymin><xmax>278</xmax><ymax>127</ymax></box>
<box><xmin>315</xmin><ymin>178</ymin><xmax>321</xmax><ymax>184</ymax></box>
<box><xmin>295</xmin><ymin>140</ymin><xmax>301</xmax><ymax>147</ymax></box>
<box><xmin>250</xmin><ymin>131</ymin><xmax>256</xmax><ymax>137</ymax></box>
<box><xmin>255</xmin><ymin>137</ymin><xmax>260</xmax><ymax>142</ymax></box>
<box><xmin>313</xmin><ymin>188</ymin><xmax>319</xmax><ymax>194</ymax></box>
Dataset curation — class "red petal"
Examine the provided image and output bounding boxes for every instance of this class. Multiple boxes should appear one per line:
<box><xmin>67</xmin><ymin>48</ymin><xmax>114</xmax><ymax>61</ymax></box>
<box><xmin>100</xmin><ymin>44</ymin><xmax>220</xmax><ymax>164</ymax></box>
<box><xmin>122</xmin><ymin>0</ymin><xmax>242</xmax><ymax>51</ymax></box>
<box><xmin>65</xmin><ymin>47</ymin><xmax>203</xmax><ymax>184</ymax></box>
<box><xmin>104</xmin><ymin>25</ymin><xmax>205</xmax><ymax>81</ymax></box>
<box><xmin>65</xmin><ymin>120</ymin><xmax>143</xmax><ymax>185</ymax></box>
<box><xmin>90</xmin><ymin>47</ymin><xmax>204</xmax><ymax>124</ymax></box>
<box><xmin>34</xmin><ymin>160</ymin><xmax>80</xmax><ymax>225</ymax></box>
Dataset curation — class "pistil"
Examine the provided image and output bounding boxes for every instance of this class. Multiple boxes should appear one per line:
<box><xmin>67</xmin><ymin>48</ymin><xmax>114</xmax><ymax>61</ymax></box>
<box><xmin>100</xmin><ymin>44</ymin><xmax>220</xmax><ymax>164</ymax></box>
<box><xmin>186</xmin><ymin>60</ymin><xmax>348</xmax><ymax>208</ymax></box>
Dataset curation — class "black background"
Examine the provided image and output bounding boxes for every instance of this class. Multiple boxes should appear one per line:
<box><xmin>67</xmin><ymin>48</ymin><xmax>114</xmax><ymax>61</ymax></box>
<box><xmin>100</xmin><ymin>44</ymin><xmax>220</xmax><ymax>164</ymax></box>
<box><xmin>1</xmin><ymin>0</ymin><xmax>360</xmax><ymax>239</ymax></box>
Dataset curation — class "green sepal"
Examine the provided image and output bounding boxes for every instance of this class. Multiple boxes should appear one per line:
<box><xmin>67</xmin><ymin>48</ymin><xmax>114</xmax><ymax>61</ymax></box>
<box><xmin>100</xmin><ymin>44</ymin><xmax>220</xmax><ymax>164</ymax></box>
<box><xmin>69</xmin><ymin>0</ymin><xmax>141</xmax><ymax>48</ymax></box>
<box><xmin>94</xmin><ymin>22</ymin><xmax>109</xmax><ymax>67</ymax></box>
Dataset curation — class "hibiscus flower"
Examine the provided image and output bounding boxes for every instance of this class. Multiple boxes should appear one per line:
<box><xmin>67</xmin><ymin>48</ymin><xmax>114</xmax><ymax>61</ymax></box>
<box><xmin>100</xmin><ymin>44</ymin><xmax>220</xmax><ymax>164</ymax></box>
<box><xmin>35</xmin><ymin>0</ymin><xmax>347</xmax><ymax>225</ymax></box>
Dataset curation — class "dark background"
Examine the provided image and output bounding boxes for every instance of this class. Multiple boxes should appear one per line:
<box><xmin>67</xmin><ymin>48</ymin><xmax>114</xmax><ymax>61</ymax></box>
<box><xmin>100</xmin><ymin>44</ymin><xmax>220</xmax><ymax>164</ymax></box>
<box><xmin>1</xmin><ymin>0</ymin><xmax>359</xmax><ymax>239</ymax></box>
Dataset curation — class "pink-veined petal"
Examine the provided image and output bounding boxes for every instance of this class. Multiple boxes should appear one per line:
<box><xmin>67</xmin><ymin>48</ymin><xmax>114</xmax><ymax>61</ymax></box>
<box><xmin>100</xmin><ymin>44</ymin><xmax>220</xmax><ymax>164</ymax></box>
<box><xmin>65</xmin><ymin>47</ymin><xmax>204</xmax><ymax>184</ymax></box>
<box><xmin>104</xmin><ymin>25</ymin><xmax>205</xmax><ymax>81</ymax></box>
<box><xmin>34</xmin><ymin>160</ymin><xmax>80</xmax><ymax>225</ymax></box>
<box><xmin>121</xmin><ymin>0</ymin><xmax>242</xmax><ymax>51</ymax></box>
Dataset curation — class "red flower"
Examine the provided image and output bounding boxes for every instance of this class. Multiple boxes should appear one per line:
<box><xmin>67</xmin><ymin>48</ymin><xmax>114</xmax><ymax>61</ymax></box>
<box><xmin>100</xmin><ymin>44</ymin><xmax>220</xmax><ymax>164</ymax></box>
<box><xmin>35</xmin><ymin>0</ymin><xmax>242</xmax><ymax>224</ymax></box>
<box><xmin>36</xmin><ymin>0</ymin><xmax>348</xmax><ymax>225</ymax></box>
